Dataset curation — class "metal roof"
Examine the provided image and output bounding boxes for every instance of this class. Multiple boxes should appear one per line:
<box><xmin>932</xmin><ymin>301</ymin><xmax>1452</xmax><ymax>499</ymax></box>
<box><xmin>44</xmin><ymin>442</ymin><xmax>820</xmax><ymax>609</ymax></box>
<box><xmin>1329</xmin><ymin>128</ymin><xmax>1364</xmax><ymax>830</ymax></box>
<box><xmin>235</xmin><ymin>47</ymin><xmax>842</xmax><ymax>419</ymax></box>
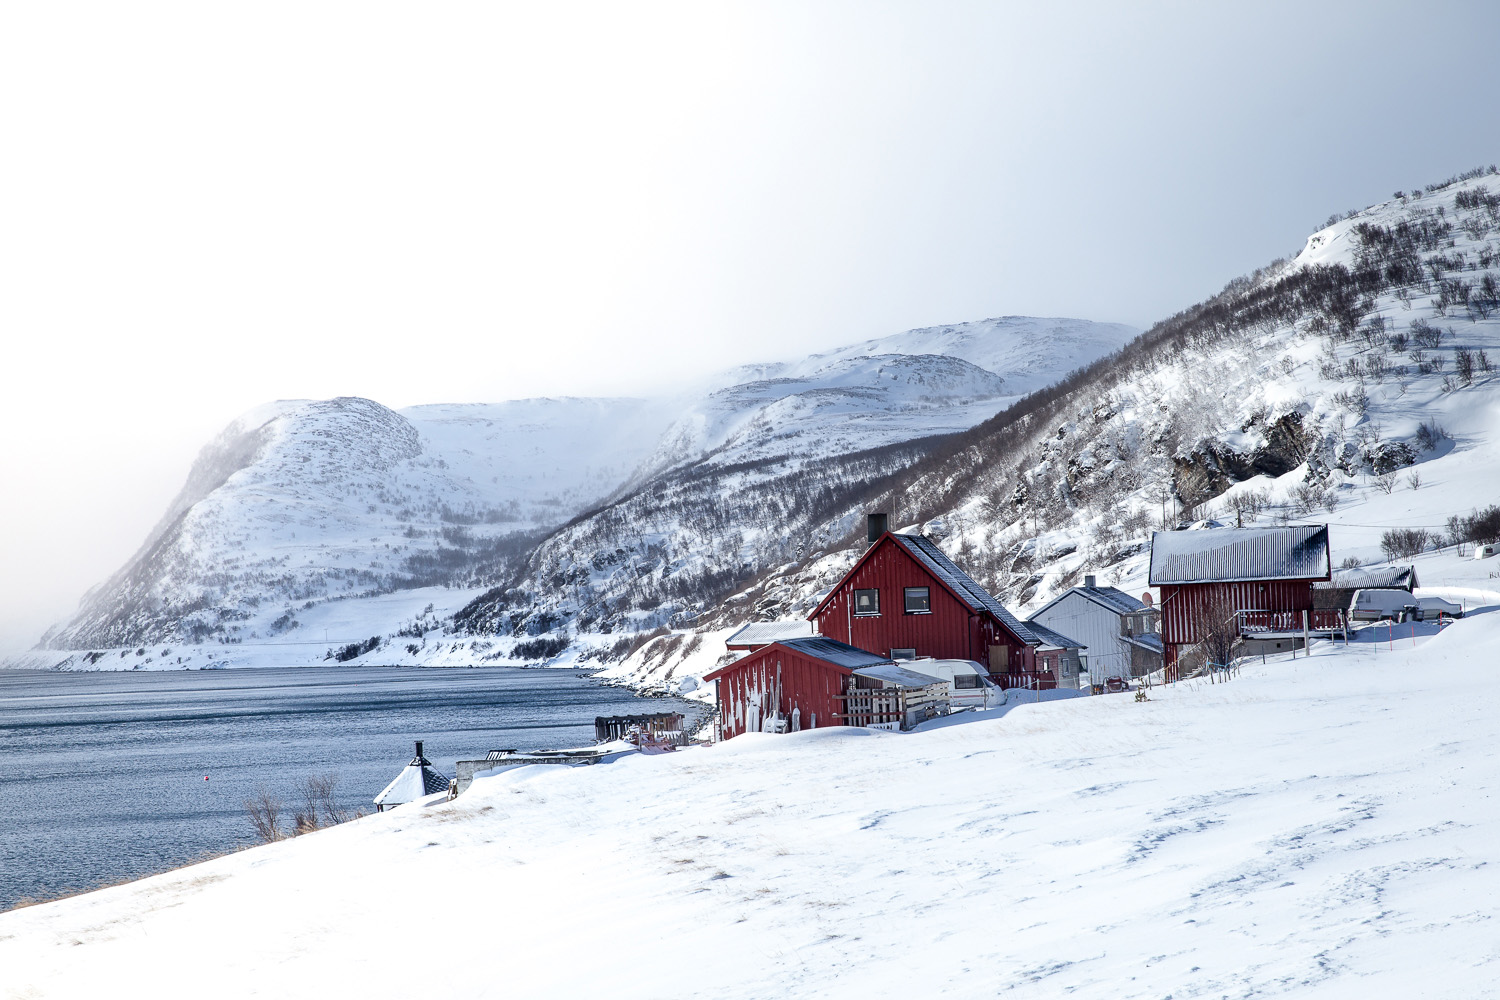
<box><xmin>851</xmin><ymin>663</ymin><xmax>948</xmax><ymax>688</ymax></box>
<box><xmin>1124</xmin><ymin>633</ymin><xmax>1164</xmax><ymax>653</ymax></box>
<box><xmin>725</xmin><ymin>620</ymin><xmax>814</xmax><ymax>647</ymax></box>
<box><xmin>1315</xmin><ymin>564</ymin><xmax>1418</xmax><ymax>592</ymax></box>
<box><xmin>1149</xmin><ymin>525</ymin><xmax>1331</xmax><ymax>585</ymax></box>
<box><xmin>891</xmin><ymin>534</ymin><xmax>1039</xmax><ymax>645</ymax></box>
<box><xmin>777</xmin><ymin>636</ymin><xmax>894</xmax><ymax>670</ymax></box>
<box><xmin>373</xmin><ymin>763</ymin><xmax>451</xmax><ymax>806</ymax></box>
<box><xmin>1022</xmin><ymin>620</ymin><xmax>1086</xmax><ymax>650</ymax></box>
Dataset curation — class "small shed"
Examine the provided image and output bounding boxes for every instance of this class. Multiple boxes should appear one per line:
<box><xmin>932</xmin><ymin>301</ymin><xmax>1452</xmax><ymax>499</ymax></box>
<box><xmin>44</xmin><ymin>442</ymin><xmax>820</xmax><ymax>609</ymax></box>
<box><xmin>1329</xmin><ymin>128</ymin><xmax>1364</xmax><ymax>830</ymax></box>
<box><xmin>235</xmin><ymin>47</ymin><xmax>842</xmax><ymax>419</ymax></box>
<box><xmin>725</xmin><ymin>620</ymin><xmax>814</xmax><ymax>651</ymax></box>
<box><xmin>1313</xmin><ymin>564</ymin><xmax>1418</xmax><ymax>610</ymax></box>
<box><xmin>373</xmin><ymin>741</ymin><xmax>451</xmax><ymax>812</ymax></box>
<box><xmin>1020</xmin><ymin>619</ymin><xmax>1085</xmax><ymax>688</ymax></box>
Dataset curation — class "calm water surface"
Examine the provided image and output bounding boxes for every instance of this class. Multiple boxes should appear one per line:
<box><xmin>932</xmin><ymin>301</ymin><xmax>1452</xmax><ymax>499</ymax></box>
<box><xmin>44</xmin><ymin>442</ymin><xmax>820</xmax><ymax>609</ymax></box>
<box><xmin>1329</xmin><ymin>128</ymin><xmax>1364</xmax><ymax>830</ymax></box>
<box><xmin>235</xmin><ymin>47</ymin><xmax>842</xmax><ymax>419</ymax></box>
<box><xmin>0</xmin><ymin>665</ymin><xmax>701</xmax><ymax>909</ymax></box>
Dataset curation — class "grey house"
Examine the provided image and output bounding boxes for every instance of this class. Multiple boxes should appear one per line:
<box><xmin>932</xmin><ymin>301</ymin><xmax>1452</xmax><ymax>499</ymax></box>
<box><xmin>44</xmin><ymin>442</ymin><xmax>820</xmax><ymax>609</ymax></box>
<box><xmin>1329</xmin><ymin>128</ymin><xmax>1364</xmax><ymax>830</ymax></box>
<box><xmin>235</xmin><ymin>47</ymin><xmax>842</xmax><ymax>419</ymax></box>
<box><xmin>1030</xmin><ymin>576</ymin><xmax>1162</xmax><ymax>686</ymax></box>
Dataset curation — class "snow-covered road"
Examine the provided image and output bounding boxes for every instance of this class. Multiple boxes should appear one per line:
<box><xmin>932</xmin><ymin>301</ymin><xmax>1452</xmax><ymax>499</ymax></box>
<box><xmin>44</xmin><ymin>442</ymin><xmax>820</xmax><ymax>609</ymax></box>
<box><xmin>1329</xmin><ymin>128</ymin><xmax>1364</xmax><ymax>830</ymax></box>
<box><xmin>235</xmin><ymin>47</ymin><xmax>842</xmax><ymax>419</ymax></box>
<box><xmin>4</xmin><ymin>612</ymin><xmax>1499</xmax><ymax>998</ymax></box>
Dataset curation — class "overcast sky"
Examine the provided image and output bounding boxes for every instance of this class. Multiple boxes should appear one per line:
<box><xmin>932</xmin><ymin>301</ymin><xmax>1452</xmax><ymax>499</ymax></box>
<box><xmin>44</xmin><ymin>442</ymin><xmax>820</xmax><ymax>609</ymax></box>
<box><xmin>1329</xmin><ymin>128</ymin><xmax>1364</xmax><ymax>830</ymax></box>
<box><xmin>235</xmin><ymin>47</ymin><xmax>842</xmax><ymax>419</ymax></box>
<box><xmin>3</xmin><ymin>1</ymin><xmax>1497</xmax><ymax>650</ymax></box>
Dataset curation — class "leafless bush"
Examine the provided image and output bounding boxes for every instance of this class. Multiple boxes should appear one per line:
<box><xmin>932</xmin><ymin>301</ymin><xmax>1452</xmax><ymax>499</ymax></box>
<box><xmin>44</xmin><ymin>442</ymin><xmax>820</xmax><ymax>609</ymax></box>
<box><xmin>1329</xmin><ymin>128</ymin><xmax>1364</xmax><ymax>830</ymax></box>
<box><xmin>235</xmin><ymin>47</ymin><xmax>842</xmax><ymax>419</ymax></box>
<box><xmin>1380</xmin><ymin>528</ymin><xmax>1432</xmax><ymax>560</ymax></box>
<box><xmin>245</xmin><ymin>788</ymin><xmax>285</xmax><ymax>843</ymax></box>
<box><xmin>1373</xmin><ymin>471</ymin><xmax>1398</xmax><ymax>494</ymax></box>
<box><xmin>1406</xmin><ymin>471</ymin><xmax>1422</xmax><ymax>490</ymax></box>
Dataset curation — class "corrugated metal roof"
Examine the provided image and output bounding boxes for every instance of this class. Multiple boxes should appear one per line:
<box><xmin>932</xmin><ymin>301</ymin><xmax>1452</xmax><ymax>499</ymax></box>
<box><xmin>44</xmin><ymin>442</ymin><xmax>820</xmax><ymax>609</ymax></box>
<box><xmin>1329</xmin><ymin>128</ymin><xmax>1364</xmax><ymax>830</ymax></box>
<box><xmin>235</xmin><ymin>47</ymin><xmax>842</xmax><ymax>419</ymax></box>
<box><xmin>778</xmin><ymin>636</ymin><xmax>894</xmax><ymax>670</ymax></box>
<box><xmin>725</xmin><ymin>620</ymin><xmax>814</xmax><ymax>646</ymax></box>
<box><xmin>1022</xmin><ymin>620</ymin><xmax>1086</xmax><ymax>650</ymax></box>
<box><xmin>1316</xmin><ymin>564</ymin><xmax>1418</xmax><ymax>591</ymax></box>
<box><xmin>373</xmin><ymin>763</ymin><xmax>451</xmax><ymax>806</ymax></box>
<box><xmin>1149</xmin><ymin>525</ymin><xmax>1330</xmax><ymax>584</ymax></box>
<box><xmin>891</xmin><ymin>534</ymin><xmax>1039</xmax><ymax>645</ymax></box>
<box><xmin>852</xmin><ymin>663</ymin><xmax>948</xmax><ymax>688</ymax></box>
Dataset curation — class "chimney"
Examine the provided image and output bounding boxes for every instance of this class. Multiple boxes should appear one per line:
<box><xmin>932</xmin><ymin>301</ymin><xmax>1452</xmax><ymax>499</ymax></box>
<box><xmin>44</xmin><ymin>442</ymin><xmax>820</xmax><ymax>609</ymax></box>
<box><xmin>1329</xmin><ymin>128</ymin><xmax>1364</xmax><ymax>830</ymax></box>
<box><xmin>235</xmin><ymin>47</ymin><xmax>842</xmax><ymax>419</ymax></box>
<box><xmin>414</xmin><ymin>740</ymin><xmax>424</xmax><ymax>763</ymax></box>
<box><xmin>866</xmin><ymin>512</ymin><xmax>888</xmax><ymax>544</ymax></box>
<box><xmin>1084</xmin><ymin>575</ymin><xmax>1096</xmax><ymax>589</ymax></box>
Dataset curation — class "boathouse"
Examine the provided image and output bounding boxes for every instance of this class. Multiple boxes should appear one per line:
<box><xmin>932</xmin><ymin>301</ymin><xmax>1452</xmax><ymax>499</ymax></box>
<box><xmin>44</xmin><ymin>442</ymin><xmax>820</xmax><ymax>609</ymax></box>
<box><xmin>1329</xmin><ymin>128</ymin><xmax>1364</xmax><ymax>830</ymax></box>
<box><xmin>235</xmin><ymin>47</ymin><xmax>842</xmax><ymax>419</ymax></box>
<box><xmin>808</xmin><ymin>515</ymin><xmax>1044</xmax><ymax>686</ymax></box>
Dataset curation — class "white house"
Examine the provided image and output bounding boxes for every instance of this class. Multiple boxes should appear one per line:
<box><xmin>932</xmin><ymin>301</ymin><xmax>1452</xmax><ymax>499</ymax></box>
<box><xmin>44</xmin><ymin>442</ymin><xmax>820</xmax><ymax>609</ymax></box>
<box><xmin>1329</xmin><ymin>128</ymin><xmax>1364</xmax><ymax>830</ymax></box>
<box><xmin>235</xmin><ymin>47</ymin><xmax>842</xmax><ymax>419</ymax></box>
<box><xmin>1030</xmin><ymin>576</ymin><xmax>1160</xmax><ymax>687</ymax></box>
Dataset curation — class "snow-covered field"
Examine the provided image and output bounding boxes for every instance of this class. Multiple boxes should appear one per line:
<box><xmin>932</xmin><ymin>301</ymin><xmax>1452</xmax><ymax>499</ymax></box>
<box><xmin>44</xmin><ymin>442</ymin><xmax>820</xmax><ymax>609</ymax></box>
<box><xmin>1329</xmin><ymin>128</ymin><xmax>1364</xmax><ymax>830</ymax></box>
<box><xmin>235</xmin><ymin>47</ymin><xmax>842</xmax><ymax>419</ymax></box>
<box><xmin>6</xmin><ymin>607</ymin><xmax>1498</xmax><ymax>998</ymax></box>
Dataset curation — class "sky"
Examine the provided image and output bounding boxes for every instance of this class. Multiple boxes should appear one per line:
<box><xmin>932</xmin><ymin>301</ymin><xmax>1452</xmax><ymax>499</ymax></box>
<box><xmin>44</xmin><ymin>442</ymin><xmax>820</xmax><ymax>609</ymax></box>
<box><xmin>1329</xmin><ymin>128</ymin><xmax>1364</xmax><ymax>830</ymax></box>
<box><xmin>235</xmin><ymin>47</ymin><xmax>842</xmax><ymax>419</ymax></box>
<box><xmin>3</xmin><ymin>1</ymin><xmax>1498</xmax><ymax>650</ymax></box>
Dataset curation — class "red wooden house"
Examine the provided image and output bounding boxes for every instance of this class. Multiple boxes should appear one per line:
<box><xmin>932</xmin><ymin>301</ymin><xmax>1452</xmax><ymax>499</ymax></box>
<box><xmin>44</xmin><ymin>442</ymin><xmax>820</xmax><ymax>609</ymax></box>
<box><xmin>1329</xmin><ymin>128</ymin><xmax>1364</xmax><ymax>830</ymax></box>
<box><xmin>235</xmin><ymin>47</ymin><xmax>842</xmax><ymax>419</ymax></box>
<box><xmin>1149</xmin><ymin>524</ymin><xmax>1333</xmax><ymax>671</ymax></box>
<box><xmin>703</xmin><ymin>636</ymin><xmax>949</xmax><ymax>738</ymax></box>
<box><xmin>807</xmin><ymin>519</ymin><xmax>1045</xmax><ymax>687</ymax></box>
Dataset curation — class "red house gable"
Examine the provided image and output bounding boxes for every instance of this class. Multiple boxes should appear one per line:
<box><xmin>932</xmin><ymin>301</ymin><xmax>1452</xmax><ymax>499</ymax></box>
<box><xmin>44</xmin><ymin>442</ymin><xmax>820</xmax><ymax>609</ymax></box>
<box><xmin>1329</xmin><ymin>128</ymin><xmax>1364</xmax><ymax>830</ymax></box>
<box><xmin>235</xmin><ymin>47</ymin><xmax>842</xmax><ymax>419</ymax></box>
<box><xmin>703</xmin><ymin>637</ymin><xmax>890</xmax><ymax>739</ymax></box>
<box><xmin>809</xmin><ymin>531</ymin><xmax>1038</xmax><ymax>675</ymax></box>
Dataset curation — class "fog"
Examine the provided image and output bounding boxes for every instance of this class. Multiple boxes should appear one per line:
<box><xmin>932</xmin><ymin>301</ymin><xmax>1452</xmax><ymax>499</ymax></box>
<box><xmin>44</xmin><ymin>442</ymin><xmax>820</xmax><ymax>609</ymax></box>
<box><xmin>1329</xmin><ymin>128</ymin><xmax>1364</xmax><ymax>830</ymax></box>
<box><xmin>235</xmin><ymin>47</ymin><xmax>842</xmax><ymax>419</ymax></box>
<box><xmin>3</xmin><ymin>1</ymin><xmax>1496</xmax><ymax>650</ymax></box>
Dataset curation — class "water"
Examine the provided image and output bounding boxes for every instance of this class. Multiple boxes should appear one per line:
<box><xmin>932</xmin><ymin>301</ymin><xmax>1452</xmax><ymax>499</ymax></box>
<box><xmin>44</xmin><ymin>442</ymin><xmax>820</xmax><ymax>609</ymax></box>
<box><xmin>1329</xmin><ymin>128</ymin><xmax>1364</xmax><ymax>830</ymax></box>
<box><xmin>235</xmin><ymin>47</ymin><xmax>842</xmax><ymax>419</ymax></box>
<box><xmin>0</xmin><ymin>665</ymin><xmax>702</xmax><ymax>910</ymax></box>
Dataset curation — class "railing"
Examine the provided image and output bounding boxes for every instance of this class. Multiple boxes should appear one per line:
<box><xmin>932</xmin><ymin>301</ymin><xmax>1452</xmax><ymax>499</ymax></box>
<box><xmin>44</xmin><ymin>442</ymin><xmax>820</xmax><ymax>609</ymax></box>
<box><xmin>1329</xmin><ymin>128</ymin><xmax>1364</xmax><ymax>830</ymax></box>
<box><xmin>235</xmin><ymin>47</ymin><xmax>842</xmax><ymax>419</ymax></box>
<box><xmin>994</xmin><ymin>671</ymin><xmax>1059</xmax><ymax>691</ymax></box>
<box><xmin>1236</xmin><ymin>609</ymin><xmax>1346</xmax><ymax>634</ymax></box>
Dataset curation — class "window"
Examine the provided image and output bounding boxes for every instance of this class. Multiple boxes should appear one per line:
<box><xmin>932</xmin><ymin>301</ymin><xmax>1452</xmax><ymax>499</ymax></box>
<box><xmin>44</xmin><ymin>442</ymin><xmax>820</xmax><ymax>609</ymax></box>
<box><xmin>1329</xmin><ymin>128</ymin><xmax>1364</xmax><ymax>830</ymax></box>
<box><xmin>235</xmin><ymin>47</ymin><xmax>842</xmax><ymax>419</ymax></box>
<box><xmin>953</xmin><ymin>674</ymin><xmax>981</xmax><ymax>689</ymax></box>
<box><xmin>890</xmin><ymin>648</ymin><xmax>916</xmax><ymax>661</ymax></box>
<box><xmin>853</xmin><ymin>589</ymin><xmax>880</xmax><ymax>616</ymax></box>
<box><xmin>904</xmin><ymin>586</ymin><xmax>931</xmax><ymax>614</ymax></box>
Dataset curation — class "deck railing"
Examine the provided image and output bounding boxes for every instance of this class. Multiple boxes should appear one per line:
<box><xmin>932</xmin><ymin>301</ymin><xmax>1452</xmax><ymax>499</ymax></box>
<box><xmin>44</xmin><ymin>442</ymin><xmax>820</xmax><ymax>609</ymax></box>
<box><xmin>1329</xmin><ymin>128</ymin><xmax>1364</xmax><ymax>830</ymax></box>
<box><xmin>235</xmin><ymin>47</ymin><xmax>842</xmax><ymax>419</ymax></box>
<box><xmin>1236</xmin><ymin>609</ymin><xmax>1346</xmax><ymax>634</ymax></box>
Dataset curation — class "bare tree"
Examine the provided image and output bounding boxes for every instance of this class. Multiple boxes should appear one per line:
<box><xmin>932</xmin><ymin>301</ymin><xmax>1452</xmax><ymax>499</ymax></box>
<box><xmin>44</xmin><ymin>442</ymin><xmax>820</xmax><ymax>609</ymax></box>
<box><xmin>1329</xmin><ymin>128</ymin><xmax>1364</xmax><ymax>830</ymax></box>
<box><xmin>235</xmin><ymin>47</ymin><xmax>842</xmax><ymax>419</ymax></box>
<box><xmin>245</xmin><ymin>788</ymin><xmax>285</xmax><ymax>843</ymax></box>
<box><xmin>1373</xmin><ymin>471</ymin><xmax>1399</xmax><ymax>494</ymax></box>
<box><xmin>1189</xmin><ymin>590</ymin><xmax>1241</xmax><ymax>677</ymax></box>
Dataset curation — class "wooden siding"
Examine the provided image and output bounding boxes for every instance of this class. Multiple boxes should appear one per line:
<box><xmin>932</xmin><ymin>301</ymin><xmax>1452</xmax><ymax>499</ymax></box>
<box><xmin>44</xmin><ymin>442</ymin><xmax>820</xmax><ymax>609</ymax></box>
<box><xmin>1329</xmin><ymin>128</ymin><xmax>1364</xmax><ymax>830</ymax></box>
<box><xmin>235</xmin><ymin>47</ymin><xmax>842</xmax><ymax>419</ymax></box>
<box><xmin>712</xmin><ymin>644</ymin><xmax>849</xmax><ymax>740</ymax></box>
<box><xmin>812</xmin><ymin>535</ymin><xmax>1033</xmax><ymax>673</ymax></box>
<box><xmin>1158</xmin><ymin>579</ymin><xmax>1316</xmax><ymax>646</ymax></box>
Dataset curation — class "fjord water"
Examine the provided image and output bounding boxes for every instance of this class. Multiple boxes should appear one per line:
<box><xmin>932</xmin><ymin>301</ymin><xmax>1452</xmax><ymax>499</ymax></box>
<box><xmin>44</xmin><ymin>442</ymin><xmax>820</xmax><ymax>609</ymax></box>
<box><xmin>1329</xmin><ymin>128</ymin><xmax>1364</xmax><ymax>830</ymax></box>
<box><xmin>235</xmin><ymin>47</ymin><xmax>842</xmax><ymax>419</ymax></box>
<box><xmin>0</xmin><ymin>665</ymin><xmax>701</xmax><ymax>909</ymax></box>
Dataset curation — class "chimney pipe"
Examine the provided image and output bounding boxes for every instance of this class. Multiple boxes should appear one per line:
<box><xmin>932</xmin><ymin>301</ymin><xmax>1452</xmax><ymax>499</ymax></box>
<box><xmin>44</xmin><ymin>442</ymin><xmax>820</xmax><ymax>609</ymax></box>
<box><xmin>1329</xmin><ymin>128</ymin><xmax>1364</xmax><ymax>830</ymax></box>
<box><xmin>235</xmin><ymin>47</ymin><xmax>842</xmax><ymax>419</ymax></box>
<box><xmin>867</xmin><ymin>512</ymin><xmax>888</xmax><ymax>544</ymax></box>
<box><xmin>1084</xmin><ymin>575</ymin><xmax>1096</xmax><ymax>589</ymax></box>
<box><xmin>414</xmin><ymin>740</ymin><xmax>424</xmax><ymax>762</ymax></box>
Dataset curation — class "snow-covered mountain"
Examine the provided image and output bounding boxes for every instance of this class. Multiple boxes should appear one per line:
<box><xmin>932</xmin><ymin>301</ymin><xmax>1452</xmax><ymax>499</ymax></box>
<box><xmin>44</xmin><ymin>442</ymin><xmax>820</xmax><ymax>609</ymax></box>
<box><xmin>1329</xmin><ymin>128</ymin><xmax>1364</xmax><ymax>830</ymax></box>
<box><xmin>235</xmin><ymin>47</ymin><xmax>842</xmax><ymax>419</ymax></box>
<box><xmin>29</xmin><ymin>316</ymin><xmax>1138</xmax><ymax>663</ymax></box>
<box><xmin>39</xmin><ymin>395</ymin><xmax>671</xmax><ymax>650</ymax></box>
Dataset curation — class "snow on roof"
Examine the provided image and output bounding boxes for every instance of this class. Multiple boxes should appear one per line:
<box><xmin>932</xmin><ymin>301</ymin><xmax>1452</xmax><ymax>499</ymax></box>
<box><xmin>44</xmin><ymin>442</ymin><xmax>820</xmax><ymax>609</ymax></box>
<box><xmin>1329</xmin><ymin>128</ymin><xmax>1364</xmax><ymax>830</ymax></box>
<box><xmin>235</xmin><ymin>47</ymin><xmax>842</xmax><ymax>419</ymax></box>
<box><xmin>1124</xmin><ymin>633</ymin><xmax>1164</xmax><ymax>653</ymax></box>
<box><xmin>725</xmin><ymin>620</ymin><xmax>814</xmax><ymax>647</ymax></box>
<box><xmin>1316</xmin><ymin>564</ymin><xmax>1418</xmax><ymax>591</ymax></box>
<box><xmin>1034</xmin><ymin>584</ymin><xmax>1149</xmax><ymax>619</ymax></box>
<box><xmin>776</xmin><ymin>636</ymin><xmax>893</xmax><ymax>670</ymax></box>
<box><xmin>373</xmin><ymin>763</ymin><xmax>450</xmax><ymax>807</ymax></box>
<box><xmin>891</xmin><ymin>534</ymin><xmax>1039</xmax><ymax>645</ymax></box>
<box><xmin>1149</xmin><ymin>525</ymin><xmax>1330</xmax><ymax>585</ymax></box>
<box><xmin>851</xmin><ymin>663</ymin><xmax>948</xmax><ymax>688</ymax></box>
<box><xmin>1022</xmin><ymin>620</ymin><xmax>1086</xmax><ymax>650</ymax></box>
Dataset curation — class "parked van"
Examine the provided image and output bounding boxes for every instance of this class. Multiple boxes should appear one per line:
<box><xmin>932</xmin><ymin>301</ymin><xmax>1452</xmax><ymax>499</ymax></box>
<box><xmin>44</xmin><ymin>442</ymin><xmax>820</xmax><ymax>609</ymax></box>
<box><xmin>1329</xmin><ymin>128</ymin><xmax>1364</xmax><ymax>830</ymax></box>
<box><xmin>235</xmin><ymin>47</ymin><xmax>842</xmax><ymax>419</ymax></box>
<box><xmin>1476</xmin><ymin>543</ymin><xmax>1497</xmax><ymax>560</ymax></box>
<box><xmin>1415</xmin><ymin>596</ymin><xmax>1464</xmax><ymax>620</ymax></box>
<box><xmin>1349</xmin><ymin>588</ymin><xmax>1419</xmax><ymax>622</ymax></box>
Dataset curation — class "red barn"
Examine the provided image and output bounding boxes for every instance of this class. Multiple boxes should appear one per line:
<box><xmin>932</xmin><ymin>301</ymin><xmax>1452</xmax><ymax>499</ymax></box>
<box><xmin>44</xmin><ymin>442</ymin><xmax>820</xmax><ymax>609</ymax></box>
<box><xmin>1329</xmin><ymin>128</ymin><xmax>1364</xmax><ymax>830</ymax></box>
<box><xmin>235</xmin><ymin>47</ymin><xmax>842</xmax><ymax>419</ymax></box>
<box><xmin>807</xmin><ymin>521</ymin><xmax>1045</xmax><ymax>687</ymax></box>
<box><xmin>703</xmin><ymin>636</ymin><xmax>949</xmax><ymax>738</ymax></box>
<box><xmin>1149</xmin><ymin>524</ymin><xmax>1333</xmax><ymax>671</ymax></box>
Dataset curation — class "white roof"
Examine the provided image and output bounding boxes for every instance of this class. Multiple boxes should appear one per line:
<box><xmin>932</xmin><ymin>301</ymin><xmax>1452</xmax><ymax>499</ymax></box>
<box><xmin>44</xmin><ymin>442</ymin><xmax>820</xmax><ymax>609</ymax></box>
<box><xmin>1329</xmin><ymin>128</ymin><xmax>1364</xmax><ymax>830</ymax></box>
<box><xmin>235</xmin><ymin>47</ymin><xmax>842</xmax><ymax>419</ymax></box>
<box><xmin>901</xmin><ymin>659</ymin><xmax>986</xmax><ymax>681</ymax></box>
<box><xmin>725</xmin><ymin>620</ymin><xmax>814</xmax><ymax>646</ymax></box>
<box><xmin>1149</xmin><ymin>525</ymin><xmax>1330</xmax><ymax>584</ymax></box>
<box><xmin>373</xmin><ymin>763</ymin><xmax>449</xmax><ymax>807</ymax></box>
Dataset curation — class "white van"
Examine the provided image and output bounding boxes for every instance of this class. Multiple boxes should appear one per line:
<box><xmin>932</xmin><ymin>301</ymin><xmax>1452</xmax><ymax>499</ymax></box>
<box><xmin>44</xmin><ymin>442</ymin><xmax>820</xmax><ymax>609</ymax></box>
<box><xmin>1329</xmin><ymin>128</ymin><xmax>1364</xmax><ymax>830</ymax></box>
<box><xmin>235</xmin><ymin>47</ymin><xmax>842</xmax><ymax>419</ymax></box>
<box><xmin>1349</xmin><ymin>588</ymin><xmax>1419</xmax><ymax>622</ymax></box>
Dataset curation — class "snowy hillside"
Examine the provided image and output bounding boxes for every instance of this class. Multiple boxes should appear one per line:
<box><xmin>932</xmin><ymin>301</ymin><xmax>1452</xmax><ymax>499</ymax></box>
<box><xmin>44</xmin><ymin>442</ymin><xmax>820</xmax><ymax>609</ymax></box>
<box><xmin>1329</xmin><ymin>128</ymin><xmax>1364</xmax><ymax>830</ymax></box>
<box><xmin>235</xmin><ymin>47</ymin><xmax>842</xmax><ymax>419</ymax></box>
<box><xmin>5</xmin><ymin>610</ymin><xmax>1500</xmax><ymax>997</ymax></box>
<box><xmin>611</xmin><ymin>168</ymin><xmax>1500</xmax><ymax>684</ymax></box>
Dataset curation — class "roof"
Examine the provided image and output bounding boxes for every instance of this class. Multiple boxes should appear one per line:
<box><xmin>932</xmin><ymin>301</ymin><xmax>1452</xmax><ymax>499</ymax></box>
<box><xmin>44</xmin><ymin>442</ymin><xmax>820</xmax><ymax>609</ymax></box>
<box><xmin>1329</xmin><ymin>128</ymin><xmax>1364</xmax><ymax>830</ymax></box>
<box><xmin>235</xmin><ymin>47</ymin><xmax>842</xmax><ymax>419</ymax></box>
<box><xmin>373</xmin><ymin>762</ymin><xmax>450</xmax><ymax>807</ymax></box>
<box><xmin>1123</xmin><ymin>633</ymin><xmax>1164</xmax><ymax>653</ymax></box>
<box><xmin>703</xmin><ymin>636</ymin><xmax>892</xmax><ymax>681</ymax></box>
<box><xmin>1149</xmin><ymin>525</ymin><xmax>1331</xmax><ymax>585</ymax></box>
<box><xmin>1022</xmin><ymin>620</ymin><xmax>1086</xmax><ymax>650</ymax></box>
<box><xmin>724</xmin><ymin>620</ymin><xmax>814</xmax><ymax>648</ymax></box>
<box><xmin>851</xmin><ymin>663</ymin><xmax>948</xmax><ymax>688</ymax></box>
<box><xmin>1315</xmin><ymin>564</ymin><xmax>1418</xmax><ymax>592</ymax></box>
<box><xmin>888</xmin><ymin>534</ymin><xmax>1039</xmax><ymax>645</ymax></box>
<box><xmin>1032</xmin><ymin>585</ymin><xmax>1149</xmax><ymax>619</ymax></box>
